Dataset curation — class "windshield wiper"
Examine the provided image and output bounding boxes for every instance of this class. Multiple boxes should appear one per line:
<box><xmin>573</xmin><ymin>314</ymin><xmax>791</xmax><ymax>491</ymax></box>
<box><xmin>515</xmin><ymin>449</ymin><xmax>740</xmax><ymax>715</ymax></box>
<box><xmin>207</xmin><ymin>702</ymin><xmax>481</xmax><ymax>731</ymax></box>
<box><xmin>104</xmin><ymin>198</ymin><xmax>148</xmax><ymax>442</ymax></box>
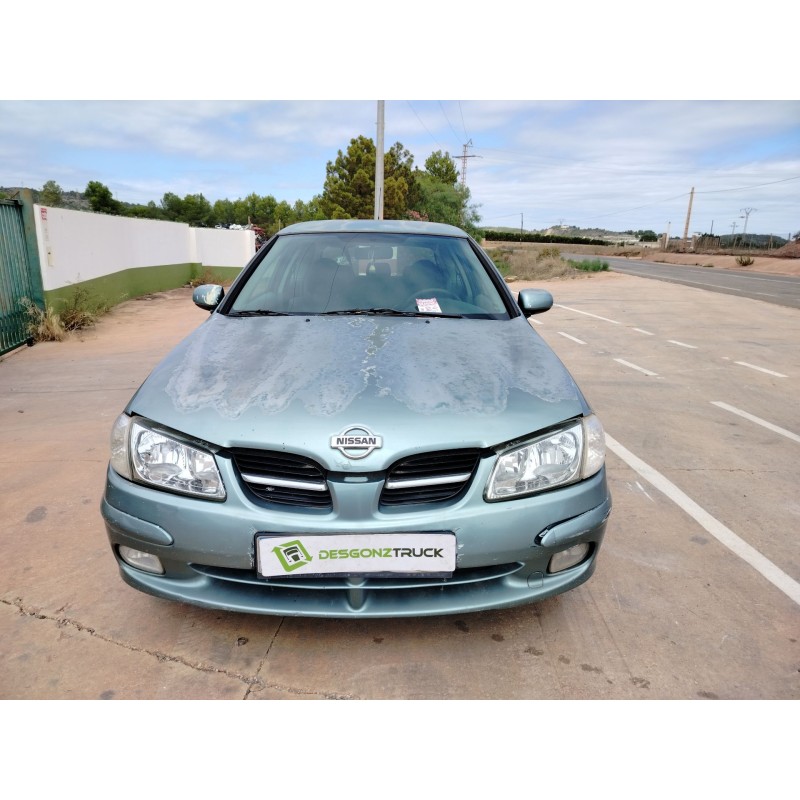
<box><xmin>321</xmin><ymin>308</ymin><xmax>462</xmax><ymax>319</ymax></box>
<box><xmin>226</xmin><ymin>309</ymin><xmax>291</xmax><ymax>317</ymax></box>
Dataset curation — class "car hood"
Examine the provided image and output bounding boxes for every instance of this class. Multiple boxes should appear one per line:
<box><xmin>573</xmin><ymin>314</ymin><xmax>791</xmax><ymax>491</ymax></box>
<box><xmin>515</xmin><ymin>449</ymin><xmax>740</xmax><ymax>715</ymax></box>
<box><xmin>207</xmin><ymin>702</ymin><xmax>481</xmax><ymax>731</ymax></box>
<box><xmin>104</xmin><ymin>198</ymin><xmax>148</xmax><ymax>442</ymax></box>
<box><xmin>127</xmin><ymin>314</ymin><xmax>588</xmax><ymax>469</ymax></box>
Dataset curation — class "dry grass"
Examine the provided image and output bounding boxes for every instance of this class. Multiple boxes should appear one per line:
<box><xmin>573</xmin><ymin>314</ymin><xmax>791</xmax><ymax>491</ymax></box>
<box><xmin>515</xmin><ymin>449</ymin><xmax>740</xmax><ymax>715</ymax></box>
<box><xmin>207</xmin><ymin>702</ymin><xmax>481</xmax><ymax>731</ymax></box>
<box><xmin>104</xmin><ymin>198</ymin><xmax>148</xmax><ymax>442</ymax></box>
<box><xmin>19</xmin><ymin>298</ymin><xmax>67</xmax><ymax>342</ymax></box>
<box><xmin>20</xmin><ymin>285</ymin><xmax>110</xmax><ymax>343</ymax></box>
<box><xmin>485</xmin><ymin>245</ymin><xmax>595</xmax><ymax>282</ymax></box>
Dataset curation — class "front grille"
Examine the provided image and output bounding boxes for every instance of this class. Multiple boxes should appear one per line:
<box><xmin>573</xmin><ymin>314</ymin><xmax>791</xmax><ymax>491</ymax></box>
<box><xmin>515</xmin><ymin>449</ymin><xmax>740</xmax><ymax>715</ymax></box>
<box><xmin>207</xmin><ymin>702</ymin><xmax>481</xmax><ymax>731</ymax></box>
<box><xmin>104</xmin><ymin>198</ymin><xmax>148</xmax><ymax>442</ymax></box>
<box><xmin>230</xmin><ymin>448</ymin><xmax>331</xmax><ymax>508</ymax></box>
<box><xmin>380</xmin><ymin>448</ymin><xmax>483</xmax><ymax>506</ymax></box>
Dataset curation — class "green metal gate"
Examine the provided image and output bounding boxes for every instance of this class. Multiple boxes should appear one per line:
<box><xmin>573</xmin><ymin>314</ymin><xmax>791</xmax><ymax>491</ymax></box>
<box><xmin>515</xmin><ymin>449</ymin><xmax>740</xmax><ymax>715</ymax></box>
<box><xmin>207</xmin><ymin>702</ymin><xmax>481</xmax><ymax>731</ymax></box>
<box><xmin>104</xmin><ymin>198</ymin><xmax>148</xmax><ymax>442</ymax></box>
<box><xmin>0</xmin><ymin>199</ymin><xmax>35</xmax><ymax>355</ymax></box>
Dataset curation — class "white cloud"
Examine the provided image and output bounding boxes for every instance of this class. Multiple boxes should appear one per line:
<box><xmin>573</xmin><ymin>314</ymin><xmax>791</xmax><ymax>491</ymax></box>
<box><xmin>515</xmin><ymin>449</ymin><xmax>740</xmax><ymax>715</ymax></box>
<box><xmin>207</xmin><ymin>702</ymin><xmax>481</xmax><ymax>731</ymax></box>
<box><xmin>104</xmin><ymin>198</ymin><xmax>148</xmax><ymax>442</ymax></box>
<box><xmin>1</xmin><ymin>99</ymin><xmax>797</xmax><ymax>234</ymax></box>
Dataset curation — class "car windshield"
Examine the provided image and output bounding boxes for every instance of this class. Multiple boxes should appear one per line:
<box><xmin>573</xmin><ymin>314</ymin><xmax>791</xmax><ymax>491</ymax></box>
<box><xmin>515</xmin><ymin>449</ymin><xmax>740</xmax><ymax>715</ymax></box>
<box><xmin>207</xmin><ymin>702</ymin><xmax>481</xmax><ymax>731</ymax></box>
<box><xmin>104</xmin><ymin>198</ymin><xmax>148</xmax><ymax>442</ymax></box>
<box><xmin>226</xmin><ymin>232</ymin><xmax>510</xmax><ymax>319</ymax></box>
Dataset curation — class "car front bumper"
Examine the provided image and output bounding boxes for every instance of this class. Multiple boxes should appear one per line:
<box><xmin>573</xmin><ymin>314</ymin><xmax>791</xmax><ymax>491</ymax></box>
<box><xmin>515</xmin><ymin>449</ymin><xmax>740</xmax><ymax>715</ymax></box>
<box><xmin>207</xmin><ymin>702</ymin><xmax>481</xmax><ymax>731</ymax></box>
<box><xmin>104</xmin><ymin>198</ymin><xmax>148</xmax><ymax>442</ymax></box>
<box><xmin>101</xmin><ymin>461</ymin><xmax>611</xmax><ymax>618</ymax></box>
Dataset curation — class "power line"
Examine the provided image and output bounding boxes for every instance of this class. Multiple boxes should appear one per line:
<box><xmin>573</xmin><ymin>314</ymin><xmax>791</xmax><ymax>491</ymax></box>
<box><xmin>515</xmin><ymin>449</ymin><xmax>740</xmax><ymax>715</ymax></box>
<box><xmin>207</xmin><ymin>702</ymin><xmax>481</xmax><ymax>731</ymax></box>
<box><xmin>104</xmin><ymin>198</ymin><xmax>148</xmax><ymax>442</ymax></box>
<box><xmin>573</xmin><ymin>176</ymin><xmax>799</xmax><ymax>225</ymax></box>
<box><xmin>438</xmin><ymin>102</ymin><xmax>462</xmax><ymax>148</ymax></box>
<box><xmin>581</xmin><ymin>192</ymin><xmax>691</xmax><ymax>221</ymax></box>
<box><xmin>405</xmin><ymin>101</ymin><xmax>443</xmax><ymax>150</ymax></box>
<box><xmin>475</xmin><ymin>144</ymin><xmax>800</xmax><ymax>185</ymax></box>
<box><xmin>484</xmin><ymin>213</ymin><xmax>526</xmax><ymax>221</ymax></box>
<box><xmin>457</xmin><ymin>101</ymin><xmax>470</xmax><ymax>142</ymax></box>
<box><xmin>694</xmin><ymin>176</ymin><xmax>800</xmax><ymax>194</ymax></box>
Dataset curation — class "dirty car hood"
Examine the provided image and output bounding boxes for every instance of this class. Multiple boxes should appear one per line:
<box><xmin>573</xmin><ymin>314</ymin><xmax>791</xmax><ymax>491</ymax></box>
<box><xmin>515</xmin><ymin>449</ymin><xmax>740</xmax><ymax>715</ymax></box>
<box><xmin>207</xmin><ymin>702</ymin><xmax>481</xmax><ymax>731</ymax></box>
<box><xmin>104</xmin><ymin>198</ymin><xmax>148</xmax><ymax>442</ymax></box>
<box><xmin>127</xmin><ymin>314</ymin><xmax>587</xmax><ymax>467</ymax></box>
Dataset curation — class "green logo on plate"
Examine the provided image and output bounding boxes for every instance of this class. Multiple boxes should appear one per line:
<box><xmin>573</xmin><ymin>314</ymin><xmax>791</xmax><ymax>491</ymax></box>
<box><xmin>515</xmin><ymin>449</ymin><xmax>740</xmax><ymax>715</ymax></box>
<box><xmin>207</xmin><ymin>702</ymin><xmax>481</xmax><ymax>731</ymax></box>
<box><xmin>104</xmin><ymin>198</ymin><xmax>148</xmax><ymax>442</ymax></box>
<box><xmin>273</xmin><ymin>539</ymin><xmax>313</xmax><ymax>573</ymax></box>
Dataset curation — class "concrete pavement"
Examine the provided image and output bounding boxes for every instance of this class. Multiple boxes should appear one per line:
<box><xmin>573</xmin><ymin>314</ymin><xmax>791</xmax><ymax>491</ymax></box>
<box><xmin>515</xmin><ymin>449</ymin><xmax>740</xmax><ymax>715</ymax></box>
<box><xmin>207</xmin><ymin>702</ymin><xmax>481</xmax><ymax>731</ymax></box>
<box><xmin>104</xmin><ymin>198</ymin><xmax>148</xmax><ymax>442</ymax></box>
<box><xmin>1</xmin><ymin>279</ymin><xmax>798</xmax><ymax>700</ymax></box>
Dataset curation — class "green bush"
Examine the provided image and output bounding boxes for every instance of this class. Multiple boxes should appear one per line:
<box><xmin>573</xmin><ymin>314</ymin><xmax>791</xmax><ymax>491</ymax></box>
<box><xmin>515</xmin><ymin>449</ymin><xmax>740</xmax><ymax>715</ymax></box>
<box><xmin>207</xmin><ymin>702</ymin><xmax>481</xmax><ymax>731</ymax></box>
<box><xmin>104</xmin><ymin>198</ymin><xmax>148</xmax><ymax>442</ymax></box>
<box><xmin>488</xmin><ymin>248</ymin><xmax>513</xmax><ymax>275</ymax></box>
<box><xmin>735</xmin><ymin>255</ymin><xmax>754</xmax><ymax>267</ymax></box>
<box><xmin>59</xmin><ymin>285</ymin><xmax>109</xmax><ymax>330</ymax></box>
<box><xmin>568</xmin><ymin>258</ymin><xmax>609</xmax><ymax>272</ymax></box>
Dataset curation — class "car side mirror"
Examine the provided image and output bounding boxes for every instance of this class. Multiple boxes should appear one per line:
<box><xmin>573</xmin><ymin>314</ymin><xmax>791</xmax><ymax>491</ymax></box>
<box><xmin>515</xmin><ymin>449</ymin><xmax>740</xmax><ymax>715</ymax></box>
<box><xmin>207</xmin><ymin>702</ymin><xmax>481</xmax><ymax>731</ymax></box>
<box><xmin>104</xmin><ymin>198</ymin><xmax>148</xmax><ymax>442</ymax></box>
<box><xmin>193</xmin><ymin>284</ymin><xmax>224</xmax><ymax>311</ymax></box>
<box><xmin>518</xmin><ymin>289</ymin><xmax>553</xmax><ymax>317</ymax></box>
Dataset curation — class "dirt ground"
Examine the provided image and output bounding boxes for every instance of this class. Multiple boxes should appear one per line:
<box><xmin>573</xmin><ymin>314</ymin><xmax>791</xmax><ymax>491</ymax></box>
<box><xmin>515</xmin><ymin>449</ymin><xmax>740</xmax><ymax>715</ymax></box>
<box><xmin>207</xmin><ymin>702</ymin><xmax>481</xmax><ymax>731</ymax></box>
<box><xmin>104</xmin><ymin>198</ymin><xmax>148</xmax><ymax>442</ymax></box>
<box><xmin>484</xmin><ymin>239</ymin><xmax>800</xmax><ymax>277</ymax></box>
<box><xmin>618</xmin><ymin>251</ymin><xmax>800</xmax><ymax>277</ymax></box>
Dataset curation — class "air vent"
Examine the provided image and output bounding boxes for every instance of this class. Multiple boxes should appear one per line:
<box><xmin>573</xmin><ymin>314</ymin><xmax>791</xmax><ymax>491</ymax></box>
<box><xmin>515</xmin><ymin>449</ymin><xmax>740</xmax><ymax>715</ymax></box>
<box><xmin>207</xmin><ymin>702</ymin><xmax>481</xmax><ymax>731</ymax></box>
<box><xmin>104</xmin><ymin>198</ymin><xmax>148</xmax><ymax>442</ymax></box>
<box><xmin>380</xmin><ymin>448</ymin><xmax>482</xmax><ymax>506</ymax></box>
<box><xmin>230</xmin><ymin>449</ymin><xmax>331</xmax><ymax>508</ymax></box>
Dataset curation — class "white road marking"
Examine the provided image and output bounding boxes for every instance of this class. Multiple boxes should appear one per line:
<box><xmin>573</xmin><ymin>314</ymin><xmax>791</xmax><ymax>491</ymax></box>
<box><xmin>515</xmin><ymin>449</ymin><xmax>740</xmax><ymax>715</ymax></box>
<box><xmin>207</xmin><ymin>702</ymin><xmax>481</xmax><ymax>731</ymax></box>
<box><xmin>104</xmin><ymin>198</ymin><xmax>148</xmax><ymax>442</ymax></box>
<box><xmin>633</xmin><ymin>328</ymin><xmax>655</xmax><ymax>336</ymax></box>
<box><xmin>557</xmin><ymin>332</ymin><xmax>586</xmax><ymax>344</ymax></box>
<box><xmin>734</xmin><ymin>361</ymin><xmax>788</xmax><ymax>378</ymax></box>
<box><xmin>554</xmin><ymin>304</ymin><xmax>621</xmax><ymax>324</ymax></box>
<box><xmin>690</xmin><ymin>281</ymin><xmax>742</xmax><ymax>291</ymax></box>
<box><xmin>711</xmin><ymin>401</ymin><xmax>800</xmax><ymax>444</ymax></box>
<box><xmin>530</xmin><ymin>319</ymin><xmax>544</xmax><ymax>326</ymax></box>
<box><xmin>614</xmin><ymin>358</ymin><xmax>658</xmax><ymax>376</ymax></box>
<box><xmin>668</xmin><ymin>340</ymin><xmax>698</xmax><ymax>349</ymax></box>
<box><xmin>605</xmin><ymin>433</ymin><xmax>800</xmax><ymax>607</ymax></box>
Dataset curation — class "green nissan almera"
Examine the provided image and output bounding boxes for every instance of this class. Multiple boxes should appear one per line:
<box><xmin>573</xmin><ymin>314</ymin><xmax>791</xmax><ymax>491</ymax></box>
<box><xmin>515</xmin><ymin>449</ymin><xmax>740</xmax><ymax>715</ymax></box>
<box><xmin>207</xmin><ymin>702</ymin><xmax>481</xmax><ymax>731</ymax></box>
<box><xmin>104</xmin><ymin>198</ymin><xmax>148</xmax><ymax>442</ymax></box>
<box><xmin>101</xmin><ymin>219</ymin><xmax>611</xmax><ymax>617</ymax></box>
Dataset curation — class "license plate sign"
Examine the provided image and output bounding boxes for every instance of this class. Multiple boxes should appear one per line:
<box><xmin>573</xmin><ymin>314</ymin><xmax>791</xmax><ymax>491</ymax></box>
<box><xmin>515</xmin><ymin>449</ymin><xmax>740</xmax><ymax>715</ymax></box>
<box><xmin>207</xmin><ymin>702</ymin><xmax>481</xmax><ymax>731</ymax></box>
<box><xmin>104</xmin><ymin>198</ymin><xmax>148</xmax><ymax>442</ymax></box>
<box><xmin>256</xmin><ymin>532</ymin><xmax>455</xmax><ymax>578</ymax></box>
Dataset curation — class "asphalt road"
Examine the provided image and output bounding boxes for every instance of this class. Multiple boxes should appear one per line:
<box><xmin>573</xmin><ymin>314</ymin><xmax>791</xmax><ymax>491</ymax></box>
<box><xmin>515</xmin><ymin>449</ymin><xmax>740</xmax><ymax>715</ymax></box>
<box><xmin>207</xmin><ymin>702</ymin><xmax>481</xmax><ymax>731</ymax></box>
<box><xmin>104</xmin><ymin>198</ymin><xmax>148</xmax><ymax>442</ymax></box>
<box><xmin>1</xmin><ymin>276</ymin><xmax>798</xmax><ymax>701</ymax></box>
<box><xmin>563</xmin><ymin>253</ymin><xmax>800</xmax><ymax>309</ymax></box>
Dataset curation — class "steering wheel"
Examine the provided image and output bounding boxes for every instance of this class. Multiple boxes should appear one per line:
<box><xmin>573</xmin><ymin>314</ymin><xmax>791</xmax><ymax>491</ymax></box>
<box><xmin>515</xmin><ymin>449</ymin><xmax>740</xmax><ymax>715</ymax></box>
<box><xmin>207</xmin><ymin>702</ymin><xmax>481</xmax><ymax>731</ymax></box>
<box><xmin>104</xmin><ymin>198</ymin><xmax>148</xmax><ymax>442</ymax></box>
<box><xmin>402</xmin><ymin>287</ymin><xmax>460</xmax><ymax>309</ymax></box>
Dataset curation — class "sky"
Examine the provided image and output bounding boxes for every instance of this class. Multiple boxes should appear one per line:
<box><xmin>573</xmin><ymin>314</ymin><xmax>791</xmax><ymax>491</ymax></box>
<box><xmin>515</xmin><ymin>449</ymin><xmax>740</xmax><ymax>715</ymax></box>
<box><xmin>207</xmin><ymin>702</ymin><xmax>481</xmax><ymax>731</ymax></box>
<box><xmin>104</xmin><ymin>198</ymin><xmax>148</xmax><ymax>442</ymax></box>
<box><xmin>3</xmin><ymin>99</ymin><xmax>796</xmax><ymax>237</ymax></box>
<box><xmin>2</xmin><ymin>4</ymin><xmax>798</xmax><ymax>239</ymax></box>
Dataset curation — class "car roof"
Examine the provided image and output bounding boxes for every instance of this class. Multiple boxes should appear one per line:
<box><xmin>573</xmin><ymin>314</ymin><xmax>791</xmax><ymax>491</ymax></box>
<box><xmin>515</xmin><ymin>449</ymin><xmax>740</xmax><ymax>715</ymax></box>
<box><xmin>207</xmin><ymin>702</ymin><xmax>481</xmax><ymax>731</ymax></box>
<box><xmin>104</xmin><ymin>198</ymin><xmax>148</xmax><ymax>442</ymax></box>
<box><xmin>277</xmin><ymin>219</ymin><xmax>470</xmax><ymax>238</ymax></box>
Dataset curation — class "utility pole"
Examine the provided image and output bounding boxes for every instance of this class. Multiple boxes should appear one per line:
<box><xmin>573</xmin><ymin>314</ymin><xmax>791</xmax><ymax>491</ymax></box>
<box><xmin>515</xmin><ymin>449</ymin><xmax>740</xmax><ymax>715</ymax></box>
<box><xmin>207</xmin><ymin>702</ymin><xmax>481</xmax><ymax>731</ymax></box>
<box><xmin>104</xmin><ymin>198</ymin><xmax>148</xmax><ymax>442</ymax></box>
<box><xmin>740</xmin><ymin>207</ymin><xmax>756</xmax><ymax>247</ymax></box>
<box><xmin>682</xmin><ymin>186</ymin><xmax>694</xmax><ymax>243</ymax></box>
<box><xmin>374</xmin><ymin>100</ymin><xmax>384</xmax><ymax>220</ymax></box>
<box><xmin>459</xmin><ymin>139</ymin><xmax>478</xmax><ymax>187</ymax></box>
<box><xmin>520</xmin><ymin>213</ymin><xmax>524</xmax><ymax>241</ymax></box>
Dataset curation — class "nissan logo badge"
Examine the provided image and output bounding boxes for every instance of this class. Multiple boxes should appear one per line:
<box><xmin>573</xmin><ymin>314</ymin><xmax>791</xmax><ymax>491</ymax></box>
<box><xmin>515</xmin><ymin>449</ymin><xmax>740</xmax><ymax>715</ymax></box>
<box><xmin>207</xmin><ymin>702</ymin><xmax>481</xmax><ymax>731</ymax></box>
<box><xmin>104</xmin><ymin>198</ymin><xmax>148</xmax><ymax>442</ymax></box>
<box><xmin>330</xmin><ymin>425</ymin><xmax>383</xmax><ymax>459</ymax></box>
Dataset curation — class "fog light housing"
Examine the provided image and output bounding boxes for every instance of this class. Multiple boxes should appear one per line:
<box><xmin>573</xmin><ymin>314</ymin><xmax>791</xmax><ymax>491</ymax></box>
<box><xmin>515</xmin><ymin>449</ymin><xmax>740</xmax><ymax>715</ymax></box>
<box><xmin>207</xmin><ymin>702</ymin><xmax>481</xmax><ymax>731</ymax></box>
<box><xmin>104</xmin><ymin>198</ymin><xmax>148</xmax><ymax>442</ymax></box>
<box><xmin>119</xmin><ymin>546</ymin><xmax>164</xmax><ymax>574</ymax></box>
<box><xmin>547</xmin><ymin>543</ymin><xmax>590</xmax><ymax>574</ymax></box>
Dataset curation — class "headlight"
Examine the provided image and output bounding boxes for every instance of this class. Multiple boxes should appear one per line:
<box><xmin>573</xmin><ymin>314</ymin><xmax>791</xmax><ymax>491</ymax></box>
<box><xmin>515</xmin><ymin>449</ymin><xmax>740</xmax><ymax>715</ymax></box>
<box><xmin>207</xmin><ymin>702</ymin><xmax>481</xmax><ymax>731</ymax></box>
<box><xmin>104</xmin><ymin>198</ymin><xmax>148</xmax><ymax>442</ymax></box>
<box><xmin>486</xmin><ymin>415</ymin><xmax>605</xmax><ymax>500</ymax></box>
<box><xmin>109</xmin><ymin>414</ymin><xmax>226</xmax><ymax>500</ymax></box>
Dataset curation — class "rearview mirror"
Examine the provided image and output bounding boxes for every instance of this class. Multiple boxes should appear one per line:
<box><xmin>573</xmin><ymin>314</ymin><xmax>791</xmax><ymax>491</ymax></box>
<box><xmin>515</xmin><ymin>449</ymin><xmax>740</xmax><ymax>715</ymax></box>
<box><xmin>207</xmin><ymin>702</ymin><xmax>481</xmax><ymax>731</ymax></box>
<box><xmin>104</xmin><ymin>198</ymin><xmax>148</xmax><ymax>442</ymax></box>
<box><xmin>518</xmin><ymin>289</ymin><xmax>553</xmax><ymax>317</ymax></box>
<box><xmin>193</xmin><ymin>284</ymin><xmax>224</xmax><ymax>311</ymax></box>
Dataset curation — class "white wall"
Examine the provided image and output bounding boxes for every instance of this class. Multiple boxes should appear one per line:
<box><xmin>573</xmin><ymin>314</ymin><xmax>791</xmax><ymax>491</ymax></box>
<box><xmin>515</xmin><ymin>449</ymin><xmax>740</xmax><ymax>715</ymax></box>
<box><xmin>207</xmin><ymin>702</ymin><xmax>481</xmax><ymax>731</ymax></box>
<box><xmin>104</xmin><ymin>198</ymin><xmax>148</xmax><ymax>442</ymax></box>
<box><xmin>194</xmin><ymin>227</ymin><xmax>256</xmax><ymax>268</ymax></box>
<box><xmin>33</xmin><ymin>205</ymin><xmax>255</xmax><ymax>292</ymax></box>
